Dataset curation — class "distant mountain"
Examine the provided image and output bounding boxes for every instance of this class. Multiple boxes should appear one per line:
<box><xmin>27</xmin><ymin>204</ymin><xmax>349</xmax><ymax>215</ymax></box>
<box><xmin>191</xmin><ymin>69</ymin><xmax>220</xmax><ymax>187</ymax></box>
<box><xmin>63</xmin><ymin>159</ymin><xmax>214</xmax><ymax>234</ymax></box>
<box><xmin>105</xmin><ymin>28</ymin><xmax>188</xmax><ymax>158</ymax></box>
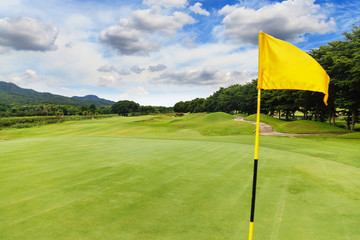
<box><xmin>0</xmin><ymin>81</ymin><xmax>114</xmax><ymax>106</ymax></box>
<box><xmin>71</xmin><ymin>95</ymin><xmax>114</xmax><ymax>105</ymax></box>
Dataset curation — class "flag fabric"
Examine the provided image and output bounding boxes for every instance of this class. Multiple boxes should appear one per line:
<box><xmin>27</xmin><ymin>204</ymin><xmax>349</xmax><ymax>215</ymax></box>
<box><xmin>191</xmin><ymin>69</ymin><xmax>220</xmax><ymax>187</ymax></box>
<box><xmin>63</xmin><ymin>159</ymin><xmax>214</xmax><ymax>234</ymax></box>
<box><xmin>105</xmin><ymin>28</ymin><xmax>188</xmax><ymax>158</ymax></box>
<box><xmin>258</xmin><ymin>32</ymin><xmax>330</xmax><ymax>105</ymax></box>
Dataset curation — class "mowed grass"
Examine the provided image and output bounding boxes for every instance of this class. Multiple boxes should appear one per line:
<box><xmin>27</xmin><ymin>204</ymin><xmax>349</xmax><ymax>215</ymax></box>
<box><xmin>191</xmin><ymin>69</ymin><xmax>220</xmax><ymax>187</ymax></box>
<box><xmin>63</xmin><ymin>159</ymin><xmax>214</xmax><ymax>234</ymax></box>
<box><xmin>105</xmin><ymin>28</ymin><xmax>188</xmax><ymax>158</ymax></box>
<box><xmin>0</xmin><ymin>113</ymin><xmax>360</xmax><ymax>239</ymax></box>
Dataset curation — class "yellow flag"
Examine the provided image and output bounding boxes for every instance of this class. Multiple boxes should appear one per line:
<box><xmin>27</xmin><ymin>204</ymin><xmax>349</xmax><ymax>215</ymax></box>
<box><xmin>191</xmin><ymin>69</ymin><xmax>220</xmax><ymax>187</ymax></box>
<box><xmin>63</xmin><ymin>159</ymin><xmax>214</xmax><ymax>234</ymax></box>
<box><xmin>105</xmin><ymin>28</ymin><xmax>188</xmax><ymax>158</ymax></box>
<box><xmin>258</xmin><ymin>32</ymin><xmax>330</xmax><ymax>105</ymax></box>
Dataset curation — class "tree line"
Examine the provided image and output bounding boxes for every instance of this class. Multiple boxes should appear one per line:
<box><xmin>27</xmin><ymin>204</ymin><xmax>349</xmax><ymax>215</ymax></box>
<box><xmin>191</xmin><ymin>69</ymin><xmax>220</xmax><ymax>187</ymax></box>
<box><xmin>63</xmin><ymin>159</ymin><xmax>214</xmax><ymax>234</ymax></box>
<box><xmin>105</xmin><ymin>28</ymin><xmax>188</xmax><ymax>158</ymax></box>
<box><xmin>0</xmin><ymin>102</ymin><xmax>173</xmax><ymax>118</ymax></box>
<box><xmin>174</xmin><ymin>23</ymin><xmax>360</xmax><ymax>130</ymax></box>
<box><xmin>0</xmin><ymin>103</ymin><xmax>112</xmax><ymax>117</ymax></box>
<box><xmin>110</xmin><ymin>100</ymin><xmax>173</xmax><ymax>116</ymax></box>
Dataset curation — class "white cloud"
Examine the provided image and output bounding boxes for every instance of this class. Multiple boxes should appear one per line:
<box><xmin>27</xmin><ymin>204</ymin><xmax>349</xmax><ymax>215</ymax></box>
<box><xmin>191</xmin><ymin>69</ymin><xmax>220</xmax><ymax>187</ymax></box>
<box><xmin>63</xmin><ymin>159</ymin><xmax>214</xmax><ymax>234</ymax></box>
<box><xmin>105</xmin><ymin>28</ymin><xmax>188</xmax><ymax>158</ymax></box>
<box><xmin>10</xmin><ymin>76</ymin><xmax>23</xmax><ymax>86</ymax></box>
<box><xmin>24</xmin><ymin>69</ymin><xmax>38</xmax><ymax>80</ymax></box>
<box><xmin>148</xmin><ymin>64</ymin><xmax>167</xmax><ymax>72</ymax></box>
<box><xmin>152</xmin><ymin>67</ymin><xmax>254</xmax><ymax>87</ymax></box>
<box><xmin>130</xmin><ymin>65</ymin><xmax>146</xmax><ymax>74</ymax></box>
<box><xmin>190</xmin><ymin>2</ymin><xmax>210</xmax><ymax>16</ymax></box>
<box><xmin>97</xmin><ymin>75</ymin><xmax>120</xmax><ymax>88</ymax></box>
<box><xmin>130</xmin><ymin>7</ymin><xmax>195</xmax><ymax>35</ymax></box>
<box><xmin>118</xmin><ymin>69</ymin><xmax>131</xmax><ymax>76</ymax></box>
<box><xmin>225</xmin><ymin>70</ymin><xmax>257</xmax><ymax>85</ymax></box>
<box><xmin>154</xmin><ymin>68</ymin><xmax>222</xmax><ymax>85</ymax></box>
<box><xmin>143</xmin><ymin>0</ymin><xmax>187</xmax><ymax>8</ymax></box>
<box><xmin>8</xmin><ymin>69</ymin><xmax>40</xmax><ymax>86</ymax></box>
<box><xmin>219</xmin><ymin>0</ymin><xmax>336</xmax><ymax>44</ymax></box>
<box><xmin>99</xmin><ymin>26</ymin><xmax>160</xmax><ymax>56</ymax></box>
<box><xmin>97</xmin><ymin>65</ymin><xmax>118</xmax><ymax>73</ymax></box>
<box><xmin>33</xmin><ymin>39</ymin><xmax>107</xmax><ymax>88</ymax></box>
<box><xmin>99</xmin><ymin>6</ymin><xmax>194</xmax><ymax>55</ymax></box>
<box><xmin>0</xmin><ymin>17</ymin><xmax>58</xmax><ymax>51</ymax></box>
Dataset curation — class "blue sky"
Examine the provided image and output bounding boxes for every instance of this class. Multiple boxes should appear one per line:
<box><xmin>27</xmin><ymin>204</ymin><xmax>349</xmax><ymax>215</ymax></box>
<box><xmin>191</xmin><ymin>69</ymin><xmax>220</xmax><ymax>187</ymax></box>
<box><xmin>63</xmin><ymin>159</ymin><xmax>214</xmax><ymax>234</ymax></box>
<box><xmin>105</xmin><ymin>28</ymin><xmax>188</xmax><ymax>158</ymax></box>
<box><xmin>0</xmin><ymin>0</ymin><xmax>359</xmax><ymax>106</ymax></box>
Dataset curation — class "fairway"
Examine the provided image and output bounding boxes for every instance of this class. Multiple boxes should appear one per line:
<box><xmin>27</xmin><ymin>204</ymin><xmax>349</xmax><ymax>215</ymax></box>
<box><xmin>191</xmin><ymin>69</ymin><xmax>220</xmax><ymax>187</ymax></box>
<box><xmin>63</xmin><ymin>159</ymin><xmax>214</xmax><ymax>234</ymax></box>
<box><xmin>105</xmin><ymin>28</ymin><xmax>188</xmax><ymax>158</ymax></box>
<box><xmin>1</xmin><ymin>114</ymin><xmax>359</xmax><ymax>239</ymax></box>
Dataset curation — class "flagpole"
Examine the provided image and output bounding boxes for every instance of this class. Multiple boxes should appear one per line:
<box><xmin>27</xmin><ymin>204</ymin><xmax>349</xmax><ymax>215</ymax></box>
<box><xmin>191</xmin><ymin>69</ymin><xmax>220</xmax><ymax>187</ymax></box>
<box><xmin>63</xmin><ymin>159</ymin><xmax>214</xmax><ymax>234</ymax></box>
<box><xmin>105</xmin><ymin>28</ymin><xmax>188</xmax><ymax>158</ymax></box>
<box><xmin>248</xmin><ymin>88</ymin><xmax>261</xmax><ymax>240</ymax></box>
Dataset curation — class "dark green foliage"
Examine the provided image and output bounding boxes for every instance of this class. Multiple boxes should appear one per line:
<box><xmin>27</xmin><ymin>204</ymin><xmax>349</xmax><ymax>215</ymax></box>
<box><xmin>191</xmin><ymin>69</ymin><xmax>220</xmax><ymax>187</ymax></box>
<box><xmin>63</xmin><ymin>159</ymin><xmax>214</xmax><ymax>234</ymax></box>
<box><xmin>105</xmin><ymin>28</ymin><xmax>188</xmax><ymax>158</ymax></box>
<box><xmin>139</xmin><ymin>105</ymin><xmax>155</xmax><ymax>115</ymax></box>
<box><xmin>111</xmin><ymin>100</ymin><xmax>140</xmax><ymax>116</ymax></box>
<box><xmin>110</xmin><ymin>101</ymin><xmax>172</xmax><ymax>116</ymax></box>
<box><xmin>173</xmin><ymin>80</ymin><xmax>258</xmax><ymax>115</ymax></box>
<box><xmin>310</xmin><ymin>22</ymin><xmax>360</xmax><ymax>130</ymax></box>
<box><xmin>173</xmin><ymin>101</ymin><xmax>187</xmax><ymax>113</ymax></box>
<box><xmin>89</xmin><ymin>103</ymin><xmax>96</xmax><ymax>114</ymax></box>
<box><xmin>0</xmin><ymin>103</ymin><xmax>112</xmax><ymax>117</ymax></box>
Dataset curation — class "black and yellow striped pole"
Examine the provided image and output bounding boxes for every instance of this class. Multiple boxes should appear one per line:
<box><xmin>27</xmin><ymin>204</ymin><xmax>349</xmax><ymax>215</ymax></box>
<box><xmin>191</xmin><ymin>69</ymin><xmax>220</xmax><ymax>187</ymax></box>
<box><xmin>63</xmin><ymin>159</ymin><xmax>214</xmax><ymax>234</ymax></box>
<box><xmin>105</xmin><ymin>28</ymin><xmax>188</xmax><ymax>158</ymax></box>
<box><xmin>248</xmin><ymin>88</ymin><xmax>261</xmax><ymax>240</ymax></box>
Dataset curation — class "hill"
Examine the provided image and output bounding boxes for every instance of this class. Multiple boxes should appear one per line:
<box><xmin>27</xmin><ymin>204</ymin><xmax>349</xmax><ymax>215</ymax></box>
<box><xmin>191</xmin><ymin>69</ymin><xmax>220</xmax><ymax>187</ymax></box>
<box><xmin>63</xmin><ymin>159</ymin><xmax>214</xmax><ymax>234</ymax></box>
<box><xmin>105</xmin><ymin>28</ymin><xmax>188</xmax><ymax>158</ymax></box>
<box><xmin>245</xmin><ymin>114</ymin><xmax>349</xmax><ymax>134</ymax></box>
<box><xmin>71</xmin><ymin>95</ymin><xmax>115</xmax><ymax>106</ymax></box>
<box><xmin>0</xmin><ymin>81</ymin><xmax>114</xmax><ymax>106</ymax></box>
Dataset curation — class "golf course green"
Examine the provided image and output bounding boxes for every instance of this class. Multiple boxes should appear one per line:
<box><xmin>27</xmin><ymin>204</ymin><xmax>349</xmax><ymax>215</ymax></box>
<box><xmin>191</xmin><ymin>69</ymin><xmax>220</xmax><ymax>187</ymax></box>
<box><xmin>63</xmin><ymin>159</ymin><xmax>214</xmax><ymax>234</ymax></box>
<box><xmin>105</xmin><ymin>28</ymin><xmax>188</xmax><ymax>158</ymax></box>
<box><xmin>1</xmin><ymin>113</ymin><xmax>359</xmax><ymax>239</ymax></box>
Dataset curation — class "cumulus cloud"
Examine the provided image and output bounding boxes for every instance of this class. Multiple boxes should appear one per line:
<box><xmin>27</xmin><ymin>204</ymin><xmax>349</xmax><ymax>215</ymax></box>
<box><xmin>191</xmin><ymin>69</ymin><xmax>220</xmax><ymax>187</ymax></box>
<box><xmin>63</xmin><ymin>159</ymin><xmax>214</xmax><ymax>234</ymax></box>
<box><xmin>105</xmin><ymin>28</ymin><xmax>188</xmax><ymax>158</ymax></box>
<box><xmin>153</xmin><ymin>68</ymin><xmax>256</xmax><ymax>86</ymax></box>
<box><xmin>154</xmin><ymin>68</ymin><xmax>223</xmax><ymax>85</ymax></box>
<box><xmin>9</xmin><ymin>69</ymin><xmax>40</xmax><ymax>86</ymax></box>
<box><xmin>24</xmin><ymin>69</ymin><xmax>39</xmax><ymax>80</ymax></box>
<box><xmin>130</xmin><ymin>65</ymin><xmax>145</xmax><ymax>74</ymax></box>
<box><xmin>99</xmin><ymin>26</ymin><xmax>160</xmax><ymax>56</ymax></box>
<box><xmin>98</xmin><ymin>65</ymin><xmax>146</xmax><ymax>75</ymax></box>
<box><xmin>130</xmin><ymin>7</ymin><xmax>195</xmax><ymax>35</ymax></box>
<box><xmin>219</xmin><ymin>0</ymin><xmax>336</xmax><ymax>44</ymax></box>
<box><xmin>10</xmin><ymin>76</ymin><xmax>23</xmax><ymax>86</ymax></box>
<box><xmin>97</xmin><ymin>65</ymin><xmax>118</xmax><ymax>73</ymax></box>
<box><xmin>225</xmin><ymin>71</ymin><xmax>257</xmax><ymax>85</ymax></box>
<box><xmin>118</xmin><ymin>69</ymin><xmax>131</xmax><ymax>76</ymax></box>
<box><xmin>97</xmin><ymin>75</ymin><xmax>120</xmax><ymax>88</ymax></box>
<box><xmin>143</xmin><ymin>0</ymin><xmax>187</xmax><ymax>8</ymax></box>
<box><xmin>99</xmin><ymin>6</ymin><xmax>194</xmax><ymax>55</ymax></box>
<box><xmin>0</xmin><ymin>17</ymin><xmax>58</xmax><ymax>51</ymax></box>
<box><xmin>190</xmin><ymin>3</ymin><xmax>210</xmax><ymax>16</ymax></box>
<box><xmin>148</xmin><ymin>64</ymin><xmax>167</xmax><ymax>72</ymax></box>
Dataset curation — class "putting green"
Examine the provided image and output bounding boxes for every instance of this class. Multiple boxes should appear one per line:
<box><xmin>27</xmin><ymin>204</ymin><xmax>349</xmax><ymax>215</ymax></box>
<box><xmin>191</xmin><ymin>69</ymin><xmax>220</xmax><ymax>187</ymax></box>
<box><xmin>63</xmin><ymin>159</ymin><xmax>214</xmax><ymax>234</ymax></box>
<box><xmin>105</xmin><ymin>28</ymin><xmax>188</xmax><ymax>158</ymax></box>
<box><xmin>0</xmin><ymin>114</ymin><xmax>359</xmax><ymax>239</ymax></box>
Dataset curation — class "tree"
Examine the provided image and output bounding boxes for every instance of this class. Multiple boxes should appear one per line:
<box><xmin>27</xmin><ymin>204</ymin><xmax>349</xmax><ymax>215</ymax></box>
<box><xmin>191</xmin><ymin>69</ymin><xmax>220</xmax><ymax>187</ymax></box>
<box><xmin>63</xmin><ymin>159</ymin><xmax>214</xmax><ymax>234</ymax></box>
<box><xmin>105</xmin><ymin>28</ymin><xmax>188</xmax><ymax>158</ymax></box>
<box><xmin>340</xmin><ymin>23</ymin><xmax>360</xmax><ymax>130</ymax></box>
<box><xmin>174</xmin><ymin>101</ymin><xmax>187</xmax><ymax>113</ymax></box>
<box><xmin>310</xmin><ymin>23</ymin><xmax>360</xmax><ymax>129</ymax></box>
<box><xmin>139</xmin><ymin>105</ymin><xmax>155</xmax><ymax>115</ymax></box>
<box><xmin>238</xmin><ymin>80</ymin><xmax>257</xmax><ymax>115</ymax></box>
<box><xmin>55</xmin><ymin>109</ymin><xmax>64</xmax><ymax>122</ymax></box>
<box><xmin>111</xmin><ymin>100</ymin><xmax>140</xmax><ymax>116</ymax></box>
<box><xmin>89</xmin><ymin>103</ymin><xmax>96</xmax><ymax>114</ymax></box>
<box><xmin>191</xmin><ymin>98</ymin><xmax>206</xmax><ymax>113</ymax></box>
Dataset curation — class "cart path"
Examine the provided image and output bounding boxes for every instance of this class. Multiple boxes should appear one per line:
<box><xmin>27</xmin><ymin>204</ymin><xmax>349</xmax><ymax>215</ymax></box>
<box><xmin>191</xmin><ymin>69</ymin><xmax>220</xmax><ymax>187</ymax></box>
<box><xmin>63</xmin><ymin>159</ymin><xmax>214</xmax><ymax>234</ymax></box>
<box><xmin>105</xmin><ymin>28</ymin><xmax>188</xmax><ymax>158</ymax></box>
<box><xmin>233</xmin><ymin>116</ymin><xmax>347</xmax><ymax>137</ymax></box>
